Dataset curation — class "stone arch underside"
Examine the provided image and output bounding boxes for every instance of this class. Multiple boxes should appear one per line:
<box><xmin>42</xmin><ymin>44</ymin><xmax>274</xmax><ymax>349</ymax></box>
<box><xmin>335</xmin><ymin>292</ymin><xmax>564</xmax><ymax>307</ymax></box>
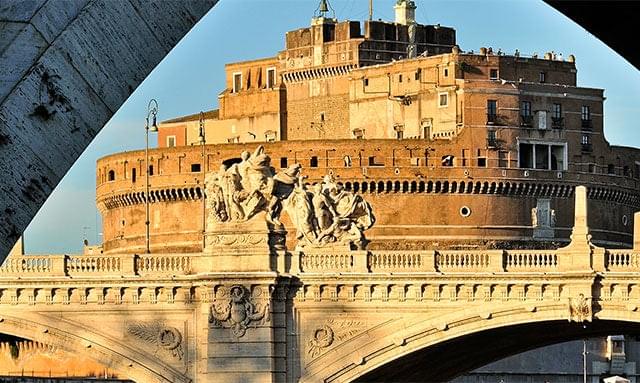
<box><xmin>0</xmin><ymin>0</ymin><xmax>219</xmax><ymax>259</ymax></box>
<box><xmin>303</xmin><ymin>302</ymin><xmax>640</xmax><ymax>383</ymax></box>
<box><xmin>0</xmin><ymin>312</ymin><xmax>189</xmax><ymax>383</ymax></box>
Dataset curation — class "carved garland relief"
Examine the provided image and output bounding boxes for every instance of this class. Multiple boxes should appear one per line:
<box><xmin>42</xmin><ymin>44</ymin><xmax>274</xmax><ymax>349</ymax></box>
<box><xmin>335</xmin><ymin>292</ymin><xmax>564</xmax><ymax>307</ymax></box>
<box><xmin>307</xmin><ymin>318</ymin><xmax>366</xmax><ymax>358</ymax></box>
<box><xmin>126</xmin><ymin>321</ymin><xmax>184</xmax><ymax>361</ymax></box>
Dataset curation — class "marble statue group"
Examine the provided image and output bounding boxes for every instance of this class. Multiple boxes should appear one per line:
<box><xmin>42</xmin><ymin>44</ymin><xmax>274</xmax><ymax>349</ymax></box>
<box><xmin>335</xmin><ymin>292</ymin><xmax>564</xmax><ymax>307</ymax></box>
<box><xmin>205</xmin><ymin>146</ymin><xmax>375</xmax><ymax>249</ymax></box>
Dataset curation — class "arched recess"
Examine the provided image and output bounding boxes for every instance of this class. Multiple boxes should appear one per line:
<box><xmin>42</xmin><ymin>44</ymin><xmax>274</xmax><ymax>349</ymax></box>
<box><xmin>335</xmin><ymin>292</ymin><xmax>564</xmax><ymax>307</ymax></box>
<box><xmin>0</xmin><ymin>312</ymin><xmax>189</xmax><ymax>383</ymax></box>
<box><xmin>302</xmin><ymin>302</ymin><xmax>640</xmax><ymax>383</ymax></box>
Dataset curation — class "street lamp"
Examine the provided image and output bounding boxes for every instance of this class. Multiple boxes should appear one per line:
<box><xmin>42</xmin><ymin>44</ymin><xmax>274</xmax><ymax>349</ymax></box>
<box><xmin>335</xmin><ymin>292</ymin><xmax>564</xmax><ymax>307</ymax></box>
<box><xmin>199</xmin><ymin>111</ymin><xmax>206</xmax><ymax>250</ymax></box>
<box><xmin>145</xmin><ymin>99</ymin><xmax>158</xmax><ymax>254</ymax></box>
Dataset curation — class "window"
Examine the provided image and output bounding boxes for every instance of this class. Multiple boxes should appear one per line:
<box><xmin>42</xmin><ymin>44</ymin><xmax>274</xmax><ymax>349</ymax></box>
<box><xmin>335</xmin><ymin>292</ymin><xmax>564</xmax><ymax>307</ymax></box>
<box><xmin>552</xmin><ymin>103</ymin><xmax>563</xmax><ymax>128</ymax></box>
<box><xmin>607</xmin><ymin>164</ymin><xmax>615</xmax><ymax>175</ymax></box>
<box><xmin>107</xmin><ymin>170</ymin><xmax>115</xmax><ymax>181</ymax></box>
<box><xmin>581</xmin><ymin>135</ymin><xmax>592</xmax><ymax>151</ymax></box>
<box><xmin>487</xmin><ymin>130</ymin><xmax>497</xmax><ymax>147</ymax></box>
<box><xmin>352</xmin><ymin>128</ymin><xmax>364</xmax><ymax>139</ymax></box>
<box><xmin>441</xmin><ymin>155</ymin><xmax>454</xmax><ymax>167</ymax></box>
<box><xmin>320</xmin><ymin>112</ymin><xmax>325</xmax><ymax>122</ymax></box>
<box><xmin>581</xmin><ymin>106</ymin><xmax>592</xmax><ymax>129</ymax></box>
<box><xmin>227</xmin><ymin>136</ymin><xmax>240</xmax><ymax>143</ymax></box>
<box><xmin>280</xmin><ymin>157</ymin><xmax>288</xmax><ymax>168</ymax></box>
<box><xmin>519</xmin><ymin>143</ymin><xmax>533</xmax><ymax>168</ymax></box>
<box><xmin>520</xmin><ymin>101</ymin><xmax>532</xmax><ymax>126</ymax></box>
<box><xmin>344</xmin><ymin>155</ymin><xmax>352</xmax><ymax>167</ymax></box>
<box><xmin>310</xmin><ymin>156</ymin><xmax>318</xmax><ymax>168</ymax></box>
<box><xmin>232</xmin><ymin>72</ymin><xmax>242</xmax><ymax>93</ymax></box>
<box><xmin>439</xmin><ymin>93</ymin><xmax>448</xmax><ymax>107</ymax></box>
<box><xmin>487</xmin><ymin>100</ymin><xmax>497</xmax><ymax>123</ymax></box>
<box><xmin>581</xmin><ymin>105</ymin><xmax>591</xmax><ymax>121</ymax></box>
<box><xmin>443</xmin><ymin>68</ymin><xmax>448</xmax><ymax>77</ymax></box>
<box><xmin>148</xmin><ymin>165</ymin><xmax>154</xmax><ymax>176</ymax></box>
<box><xmin>498</xmin><ymin>150</ymin><xmax>509</xmax><ymax>168</ymax></box>
<box><xmin>266</xmin><ymin>67</ymin><xmax>276</xmax><ymax>88</ymax></box>
<box><xmin>394</xmin><ymin>124</ymin><xmax>404</xmax><ymax>139</ymax></box>
<box><xmin>489</xmin><ymin>68</ymin><xmax>498</xmax><ymax>80</ymax></box>
<box><xmin>416</xmin><ymin>69</ymin><xmax>422</xmax><ymax>80</ymax></box>
<box><xmin>265</xmin><ymin>130</ymin><xmax>276</xmax><ymax>142</ymax></box>
<box><xmin>368</xmin><ymin>156</ymin><xmax>384</xmax><ymax>166</ymax></box>
<box><xmin>191</xmin><ymin>163</ymin><xmax>201</xmax><ymax>172</ymax></box>
<box><xmin>364</xmin><ymin>78</ymin><xmax>369</xmax><ymax>87</ymax></box>
<box><xmin>166</xmin><ymin>136</ymin><xmax>176</xmax><ymax>147</ymax></box>
<box><xmin>518</xmin><ymin>142</ymin><xmax>566</xmax><ymax>170</ymax></box>
<box><xmin>539</xmin><ymin>72</ymin><xmax>546</xmax><ymax>83</ymax></box>
<box><xmin>132</xmin><ymin>168</ymin><xmax>136</xmax><ymax>183</ymax></box>
<box><xmin>477</xmin><ymin>149</ymin><xmax>487</xmax><ymax>167</ymax></box>
<box><xmin>398</xmin><ymin>74</ymin><xmax>403</xmax><ymax>83</ymax></box>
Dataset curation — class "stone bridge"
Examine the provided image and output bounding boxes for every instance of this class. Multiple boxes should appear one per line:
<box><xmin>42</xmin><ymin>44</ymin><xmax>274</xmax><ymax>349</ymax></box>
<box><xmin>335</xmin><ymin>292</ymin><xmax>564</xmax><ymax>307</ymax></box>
<box><xmin>2</xmin><ymin>187</ymin><xmax>640</xmax><ymax>382</ymax></box>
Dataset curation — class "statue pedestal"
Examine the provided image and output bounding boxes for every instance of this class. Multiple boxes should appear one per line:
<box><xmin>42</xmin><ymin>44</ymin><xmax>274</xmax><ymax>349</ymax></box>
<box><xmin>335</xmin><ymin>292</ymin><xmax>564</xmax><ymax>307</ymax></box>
<box><xmin>200</xmin><ymin>213</ymin><xmax>287</xmax><ymax>273</ymax></box>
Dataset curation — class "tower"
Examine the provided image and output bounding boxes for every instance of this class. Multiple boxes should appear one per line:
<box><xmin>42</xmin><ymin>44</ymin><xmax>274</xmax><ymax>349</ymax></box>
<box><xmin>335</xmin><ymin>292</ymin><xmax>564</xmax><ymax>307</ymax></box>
<box><xmin>394</xmin><ymin>0</ymin><xmax>416</xmax><ymax>26</ymax></box>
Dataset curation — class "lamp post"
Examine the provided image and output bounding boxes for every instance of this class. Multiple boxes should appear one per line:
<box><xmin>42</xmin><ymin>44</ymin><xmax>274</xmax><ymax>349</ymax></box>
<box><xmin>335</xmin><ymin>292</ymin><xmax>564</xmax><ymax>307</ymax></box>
<box><xmin>199</xmin><ymin>111</ymin><xmax>206</xmax><ymax>250</ymax></box>
<box><xmin>145</xmin><ymin>99</ymin><xmax>158</xmax><ymax>254</ymax></box>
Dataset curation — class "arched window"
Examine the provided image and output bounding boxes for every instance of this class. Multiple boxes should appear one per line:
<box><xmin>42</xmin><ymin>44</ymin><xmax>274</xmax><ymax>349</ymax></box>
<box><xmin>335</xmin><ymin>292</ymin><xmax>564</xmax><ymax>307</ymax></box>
<box><xmin>108</xmin><ymin>170</ymin><xmax>115</xmax><ymax>181</ymax></box>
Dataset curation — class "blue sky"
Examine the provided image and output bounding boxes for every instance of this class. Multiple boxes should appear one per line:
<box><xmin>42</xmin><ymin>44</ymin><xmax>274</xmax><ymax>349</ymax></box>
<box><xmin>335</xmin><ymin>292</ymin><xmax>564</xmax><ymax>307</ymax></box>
<box><xmin>23</xmin><ymin>0</ymin><xmax>640</xmax><ymax>253</ymax></box>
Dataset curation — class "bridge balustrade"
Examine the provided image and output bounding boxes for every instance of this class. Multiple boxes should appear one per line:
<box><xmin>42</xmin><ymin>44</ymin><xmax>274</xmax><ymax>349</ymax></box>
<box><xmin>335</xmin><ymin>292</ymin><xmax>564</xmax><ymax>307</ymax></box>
<box><xmin>605</xmin><ymin>249</ymin><xmax>640</xmax><ymax>271</ymax></box>
<box><xmin>504</xmin><ymin>250</ymin><xmax>559</xmax><ymax>272</ymax></box>
<box><xmin>368</xmin><ymin>250</ymin><xmax>434</xmax><ymax>272</ymax></box>
<box><xmin>136</xmin><ymin>254</ymin><xmax>193</xmax><ymax>275</ymax></box>
<box><xmin>4</xmin><ymin>248</ymin><xmax>640</xmax><ymax>277</ymax></box>
<box><xmin>0</xmin><ymin>255</ymin><xmax>53</xmax><ymax>274</ymax></box>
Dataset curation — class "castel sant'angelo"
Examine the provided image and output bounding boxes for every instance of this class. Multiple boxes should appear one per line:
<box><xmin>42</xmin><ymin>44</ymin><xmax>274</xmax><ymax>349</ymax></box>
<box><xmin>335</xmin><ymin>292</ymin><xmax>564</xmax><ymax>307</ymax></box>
<box><xmin>97</xmin><ymin>0</ymin><xmax>639</xmax><ymax>255</ymax></box>
<box><xmin>3</xmin><ymin>1</ymin><xmax>640</xmax><ymax>381</ymax></box>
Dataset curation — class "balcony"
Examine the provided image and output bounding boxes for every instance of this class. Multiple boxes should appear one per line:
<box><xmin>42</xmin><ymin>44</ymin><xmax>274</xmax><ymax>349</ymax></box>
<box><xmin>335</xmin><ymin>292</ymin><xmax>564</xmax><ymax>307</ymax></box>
<box><xmin>520</xmin><ymin>115</ymin><xmax>533</xmax><ymax>127</ymax></box>
<box><xmin>551</xmin><ymin>117</ymin><xmax>564</xmax><ymax>129</ymax></box>
<box><xmin>581</xmin><ymin>119</ymin><xmax>593</xmax><ymax>130</ymax></box>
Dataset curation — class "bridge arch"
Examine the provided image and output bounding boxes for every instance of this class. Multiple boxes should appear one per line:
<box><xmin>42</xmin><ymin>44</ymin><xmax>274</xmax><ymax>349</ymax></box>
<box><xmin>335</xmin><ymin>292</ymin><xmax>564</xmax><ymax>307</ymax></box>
<box><xmin>0</xmin><ymin>312</ymin><xmax>189</xmax><ymax>383</ymax></box>
<box><xmin>303</xmin><ymin>301</ymin><xmax>640</xmax><ymax>382</ymax></box>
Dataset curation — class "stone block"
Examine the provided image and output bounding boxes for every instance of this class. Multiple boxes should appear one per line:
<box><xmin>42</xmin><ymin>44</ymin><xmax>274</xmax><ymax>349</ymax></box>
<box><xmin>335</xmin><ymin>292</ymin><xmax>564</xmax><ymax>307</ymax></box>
<box><xmin>207</xmin><ymin>356</ymin><xmax>286</xmax><ymax>372</ymax></box>
<box><xmin>0</xmin><ymin>22</ymin><xmax>48</xmax><ymax>101</ymax></box>
<box><xmin>0</xmin><ymin>0</ymin><xmax>46</xmax><ymax>21</ymax></box>
<box><xmin>30</xmin><ymin>0</ymin><xmax>90</xmax><ymax>43</ymax></box>
<box><xmin>51</xmin><ymin>0</ymin><xmax>167</xmax><ymax>112</ymax></box>
<box><xmin>128</xmin><ymin>0</ymin><xmax>219</xmax><ymax>52</ymax></box>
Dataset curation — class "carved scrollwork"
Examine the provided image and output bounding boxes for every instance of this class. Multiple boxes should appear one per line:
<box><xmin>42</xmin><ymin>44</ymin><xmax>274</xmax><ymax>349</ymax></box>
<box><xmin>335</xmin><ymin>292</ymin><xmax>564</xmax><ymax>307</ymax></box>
<box><xmin>126</xmin><ymin>321</ymin><xmax>184</xmax><ymax>360</ymax></box>
<box><xmin>569</xmin><ymin>294</ymin><xmax>592</xmax><ymax>323</ymax></box>
<box><xmin>209</xmin><ymin>285</ymin><xmax>270</xmax><ymax>338</ymax></box>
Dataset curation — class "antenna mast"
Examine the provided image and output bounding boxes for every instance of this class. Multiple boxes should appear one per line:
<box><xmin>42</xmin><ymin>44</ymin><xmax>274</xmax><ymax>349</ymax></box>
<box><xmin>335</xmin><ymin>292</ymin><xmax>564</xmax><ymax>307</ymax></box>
<box><xmin>369</xmin><ymin>0</ymin><xmax>373</xmax><ymax>21</ymax></box>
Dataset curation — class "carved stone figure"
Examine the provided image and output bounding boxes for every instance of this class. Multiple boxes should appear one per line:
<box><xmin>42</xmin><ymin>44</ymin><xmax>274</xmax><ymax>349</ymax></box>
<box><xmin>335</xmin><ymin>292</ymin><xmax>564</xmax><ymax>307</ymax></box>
<box><xmin>569</xmin><ymin>294</ymin><xmax>592</xmax><ymax>323</ymax></box>
<box><xmin>209</xmin><ymin>285</ymin><xmax>269</xmax><ymax>338</ymax></box>
<box><xmin>126</xmin><ymin>321</ymin><xmax>184</xmax><ymax>361</ymax></box>
<box><xmin>204</xmin><ymin>146</ymin><xmax>374</xmax><ymax>249</ymax></box>
<box><xmin>205</xmin><ymin>146</ymin><xmax>298</xmax><ymax>229</ymax></box>
<box><xmin>285</xmin><ymin>174</ymin><xmax>375</xmax><ymax>249</ymax></box>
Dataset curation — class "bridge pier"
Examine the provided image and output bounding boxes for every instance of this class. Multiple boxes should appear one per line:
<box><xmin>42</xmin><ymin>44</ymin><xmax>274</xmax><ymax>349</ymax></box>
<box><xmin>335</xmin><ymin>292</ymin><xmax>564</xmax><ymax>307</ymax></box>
<box><xmin>200</xmin><ymin>275</ymin><xmax>293</xmax><ymax>383</ymax></box>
